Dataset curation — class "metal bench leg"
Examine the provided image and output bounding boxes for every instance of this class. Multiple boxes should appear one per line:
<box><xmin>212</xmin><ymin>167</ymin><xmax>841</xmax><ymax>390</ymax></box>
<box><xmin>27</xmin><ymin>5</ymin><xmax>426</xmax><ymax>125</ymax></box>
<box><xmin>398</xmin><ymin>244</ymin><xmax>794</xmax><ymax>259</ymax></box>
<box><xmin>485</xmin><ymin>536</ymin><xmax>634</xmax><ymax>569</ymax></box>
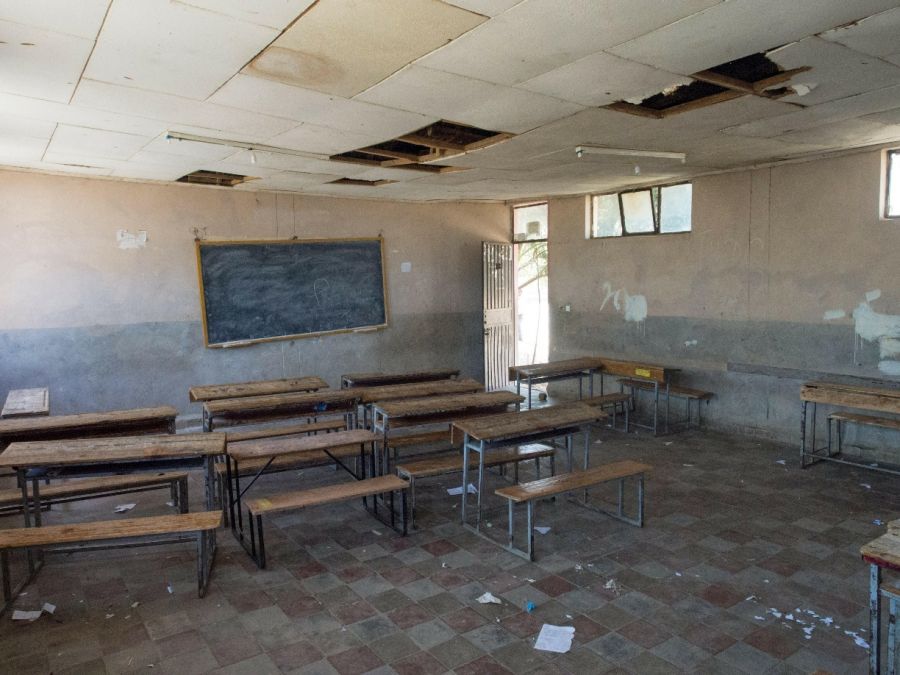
<box><xmin>617</xmin><ymin>479</ymin><xmax>624</xmax><ymax>518</ymax></box>
<box><xmin>526</xmin><ymin>500</ymin><xmax>534</xmax><ymax>561</ymax></box>
<box><xmin>409</xmin><ymin>476</ymin><xmax>417</xmax><ymax>529</ymax></box>
<box><xmin>178</xmin><ymin>476</ymin><xmax>189</xmax><ymax>514</ymax></box>
<box><xmin>256</xmin><ymin>515</ymin><xmax>266</xmax><ymax>569</ymax></box>
<box><xmin>507</xmin><ymin>500</ymin><xmax>515</xmax><ymax>551</ymax></box>
<box><xmin>401</xmin><ymin>490</ymin><xmax>408</xmax><ymax>536</ymax></box>
<box><xmin>889</xmin><ymin>595</ymin><xmax>897</xmax><ymax>675</ymax></box>
<box><xmin>1</xmin><ymin>551</ymin><xmax>9</xmax><ymax>603</ymax></box>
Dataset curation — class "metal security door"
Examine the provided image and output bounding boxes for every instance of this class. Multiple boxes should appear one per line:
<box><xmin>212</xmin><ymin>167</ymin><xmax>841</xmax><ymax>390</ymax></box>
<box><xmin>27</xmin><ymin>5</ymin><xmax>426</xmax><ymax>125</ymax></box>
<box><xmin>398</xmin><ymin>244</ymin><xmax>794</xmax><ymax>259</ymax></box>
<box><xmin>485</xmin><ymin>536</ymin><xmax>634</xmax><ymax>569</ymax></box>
<box><xmin>483</xmin><ymin>241</ymin><xmax>514</xmax><ymax>391</ymax></box>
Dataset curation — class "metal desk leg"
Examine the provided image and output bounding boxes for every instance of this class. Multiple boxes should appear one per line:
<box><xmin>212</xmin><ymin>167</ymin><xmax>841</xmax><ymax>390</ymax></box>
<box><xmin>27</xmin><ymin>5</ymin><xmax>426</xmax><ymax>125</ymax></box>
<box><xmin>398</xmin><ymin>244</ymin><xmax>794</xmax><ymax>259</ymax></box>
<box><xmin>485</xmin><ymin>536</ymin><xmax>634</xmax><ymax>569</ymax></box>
<box><xmin>476</xmin><ymin>441</ymin><xmax>486</xmax><ymax>528</ymax></box>
<box><xmin>583</xmin><ymin>425</ymin><xmax>590</xmax><ymax>470</ymax></box>
<box><xmin>578</xmin><ymin>375</ymin><xmax>583</xmax><ymax>400</ymax></box>
<box><xmin>565</xmin><ymin>434</ymin><xmax>573</xmax><ymax>473</ymax></box>
<box><xmin>527</xmin><ymin>375</ymin><xmax>533</xmax><ymax>410</ymax></box>
<box><xmin>461</xmin><ymin>433</ymin><xmax>471</xmax><ymax>524</ymax></box>
<box><xmin>800</xmin><ymin>400</ymin><xmax>808</xmax><ymax>467</ymax></box>
<box><xmin>653</xmin><ymin>382</ymin><xmax>660</xmax><ymax>435</ymax></box>
<box><xmin>871</xmin><ymin>562</ymin><xmax>882</xmax><ymax>675</ymax></box>
<box><xmin>810</xmin><ymin>403</ymin><xmax>817</xmax><ymax>458</ymax></box>
<box><xmin>665</xmin><ymin>381</ymin><xmax>670</xmax><ymax>433</ymax></box>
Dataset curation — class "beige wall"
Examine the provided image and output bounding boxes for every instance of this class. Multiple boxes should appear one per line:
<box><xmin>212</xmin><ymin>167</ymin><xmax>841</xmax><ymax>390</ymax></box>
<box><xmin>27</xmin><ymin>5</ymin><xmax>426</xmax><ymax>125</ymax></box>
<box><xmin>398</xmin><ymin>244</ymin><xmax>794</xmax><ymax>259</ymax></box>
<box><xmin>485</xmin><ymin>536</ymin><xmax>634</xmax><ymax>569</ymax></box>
<box><xmin>547</xmin><ymin>148</ymin><xmax>900</xmax><ymax>437</ymax></box>
<box><xmin>0</xmin><ymin>170</ymin><xmax>509</xmax><ymax>415</ymax></box>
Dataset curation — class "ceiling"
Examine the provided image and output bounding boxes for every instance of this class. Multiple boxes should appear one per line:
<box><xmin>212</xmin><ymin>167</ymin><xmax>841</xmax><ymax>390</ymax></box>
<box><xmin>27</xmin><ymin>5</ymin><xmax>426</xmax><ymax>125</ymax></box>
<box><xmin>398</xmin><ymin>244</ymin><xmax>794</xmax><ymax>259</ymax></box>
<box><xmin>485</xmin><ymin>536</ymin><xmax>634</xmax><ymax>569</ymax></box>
<box><xmin>2</xmin><ymin>0</ymin><xmax>900</xmax><ymax>202</ymax></box>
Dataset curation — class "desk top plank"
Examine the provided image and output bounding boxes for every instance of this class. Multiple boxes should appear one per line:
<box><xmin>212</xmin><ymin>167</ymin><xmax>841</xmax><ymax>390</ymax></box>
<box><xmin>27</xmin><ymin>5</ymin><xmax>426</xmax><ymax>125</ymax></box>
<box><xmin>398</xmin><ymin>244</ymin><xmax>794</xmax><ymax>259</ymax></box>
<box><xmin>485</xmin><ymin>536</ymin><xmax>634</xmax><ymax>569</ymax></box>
<box><xmin>228</xmin><ymin>428</ymin><xmax>379</xmax><ymax>461</ymax></box>
<box><xmin>1</xmin><ymin>388</ymin><xmax>50</xmax><ymax>418</ymax></box>
<box><xmin>189</xmin><ymin>376</ymin><xmax>328</xmax><ymax>402</ymax></box>
<box><xmin>204</xmin><ymin>389</ymin><xmax>359</xmax><ymax>417</ymax></box>
<box><xmin>801</xmin><ymin>382</ymin><xmax>900</xmax><ymax>415</ymax></box>
<box><xmin>350</xmin><ymin>378</ymin><xmax>483</xmax><ymax>404</ymax></box>
<box><xmin>0</xmin><ymin>406</ymin><xmax>177</xmax><ymax>441</ymax></box>
<box><xmin>861</xmin><ymin>532</ymin><xmax>900</xmax><ymax>571</ymax></box>
<box><xmin>508</xmin><ymin>357</ymin><xmax>604</xmax><ymax>380</ymax></box>
<box><xmin>452</xmin><ymin>402</ymin><xmax>606</xmax><ymax>442</ymax></box>
<box><xmin>0</xmin><ymin>432</ymin><xmax>225</xmax><ymax>468</ymax></box>
<box><xmin>374</xmin><ymin>391</ymin><xmax>523</xmax><ymax>419</ymax></box>
<box><xmin>341</xmin><ymin>368</ymin><xmax>460</xmax><ymax>388</ymax></box>
<box><xmin>597</xmin><ymin>358</ymin><xmax>671</xmax><ymax>383</ymax></box>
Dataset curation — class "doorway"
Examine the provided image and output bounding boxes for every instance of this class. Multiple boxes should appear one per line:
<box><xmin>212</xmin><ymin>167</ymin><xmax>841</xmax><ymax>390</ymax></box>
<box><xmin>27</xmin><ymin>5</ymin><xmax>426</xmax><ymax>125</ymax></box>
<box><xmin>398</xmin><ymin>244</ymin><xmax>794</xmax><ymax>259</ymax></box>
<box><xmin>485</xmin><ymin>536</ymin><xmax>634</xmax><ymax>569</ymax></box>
<box><xmin>513</xmin><ymin>203</ymin><xmax>549</xmax><ymax>367</ymax></box>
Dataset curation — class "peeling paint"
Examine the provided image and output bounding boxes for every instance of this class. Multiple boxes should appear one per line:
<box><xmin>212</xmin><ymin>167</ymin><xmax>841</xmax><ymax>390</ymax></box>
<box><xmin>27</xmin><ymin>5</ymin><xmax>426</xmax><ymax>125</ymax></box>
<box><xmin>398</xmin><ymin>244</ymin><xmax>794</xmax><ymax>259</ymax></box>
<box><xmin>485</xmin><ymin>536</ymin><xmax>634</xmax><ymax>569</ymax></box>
<box><xmin>823</xmin><ymin>309</ymin><xmax>845</xmax><ymax>321</ymax></box>
<box><xmin>599</xmin><ymin>282</ymin><xmax>648</xmax><ymax>324</ymax></box>
<box><xmin>851</xmin><ymin>292</ymin><xmax>900</xmax><ymax>376</ymax></box>
<box><xmin>684</xmin><ymin>339</ymin><xmax>698</xmax><ymax>347</ymax></box>
<box><xmin>116</xmin><ymin>229</ymin><xmax>147</xmax><ymax>250</ymax></box>
<box><xmin>866</xmin><ymin>289</ymin><xmax>882</xmax><ymax>302</ymax></box>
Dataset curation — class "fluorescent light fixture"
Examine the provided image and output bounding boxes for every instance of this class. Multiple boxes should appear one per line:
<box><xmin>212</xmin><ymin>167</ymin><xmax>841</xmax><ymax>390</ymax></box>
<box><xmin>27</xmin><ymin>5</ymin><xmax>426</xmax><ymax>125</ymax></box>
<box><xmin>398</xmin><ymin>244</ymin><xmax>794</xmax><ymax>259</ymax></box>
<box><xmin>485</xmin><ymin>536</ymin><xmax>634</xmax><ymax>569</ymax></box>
<box><xmin>575</xmin><ymin>145</ymin><xmax>686</xmax><ymax>162</ymax></box>
<box><xmin>165</xmin><ymin>131</ymin><xmax>329</xmax><ymax>161</ymax></box>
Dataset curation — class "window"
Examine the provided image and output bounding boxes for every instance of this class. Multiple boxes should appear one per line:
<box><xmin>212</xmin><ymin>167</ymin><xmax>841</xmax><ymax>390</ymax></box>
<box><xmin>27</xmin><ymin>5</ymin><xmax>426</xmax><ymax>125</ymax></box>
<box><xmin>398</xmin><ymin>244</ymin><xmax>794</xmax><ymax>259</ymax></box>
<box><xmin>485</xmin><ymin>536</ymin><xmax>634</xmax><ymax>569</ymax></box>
<box><xmin>887</xmin><ymin>150</ymin><xmax>900</xmax><ymax>218</ymax></box>
<box><xmin>589</xmin><ymin>182</ymin><xmax>692</xmax><ymax>237</ymax></box>
<box><xmin>513</xmin><ymin>202</ymin><xmax>548</xmax><ymax>241</ymax></box>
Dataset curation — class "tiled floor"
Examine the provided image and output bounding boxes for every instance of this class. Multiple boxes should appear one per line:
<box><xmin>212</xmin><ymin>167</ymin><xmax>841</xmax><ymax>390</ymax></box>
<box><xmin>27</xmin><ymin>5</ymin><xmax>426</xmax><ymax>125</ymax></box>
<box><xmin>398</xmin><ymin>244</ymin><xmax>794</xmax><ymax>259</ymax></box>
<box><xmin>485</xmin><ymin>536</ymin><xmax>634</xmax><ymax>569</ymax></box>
<box><xmin>1</xmin><ymin>425</ymin><xmax>898</xmax><ymax>674</ymax></box>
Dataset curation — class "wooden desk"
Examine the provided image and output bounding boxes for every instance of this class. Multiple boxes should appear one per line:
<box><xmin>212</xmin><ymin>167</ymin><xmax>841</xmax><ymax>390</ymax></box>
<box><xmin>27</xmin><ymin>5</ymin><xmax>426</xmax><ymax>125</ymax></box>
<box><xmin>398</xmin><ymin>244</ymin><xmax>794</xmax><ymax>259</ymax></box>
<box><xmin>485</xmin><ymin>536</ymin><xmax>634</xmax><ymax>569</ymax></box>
<box><xmin>349</xmin><ymin>378</ymin><xmax>483</xmax><ymax>427</ymax></box>
<box><xmin>0</xmin><ymin>406</ymin><xmax>178</xmax><ymax>448</ymax></box>
<box><xmin>225</xmin><ymin>429</ymin><xmax>379</xmax><ymax>540</ymax></box>
<box><xmin>598</xmin><ymin>358</ymin><xmax>677</xmax><ymax>435</ymax></box>
<box><xmin>1</xmin><ymin>388</ymin><xmax>49</xmax><ymax>418</ymax></box>
<box><xmin>372</xmin><ymin>391</ymin><xmax>523</xmax><ymax>472</ymax></box>
<box><xmin>508</xmin><ymin>358</ymin><xmax>604</xmax><ymax>409</ymax></box>
<box><xmin>452</xmin><ymin>403</ymin><xmax>606</xmax><ymax>530</ymax></box>
<box><xmin>202</xmin><ymin>390</ymin><xmax>359</xmax><ymax>432</ymax></box>
<box><xmin>341</xmin><ymin>368</ymin><xmax>460</xmax><ymax>389</ymax></box>
<box><xmin>189</xmin><ymin>376</ymin><xmax>328</xmax><ymax>402</ymax></box>
<box><xmin>800</xmin><ymin>381</ymin><xmax>900</xmax><ymax>474</ymax></box>
<box><xmin>861</xmin><ymin>531</ymin><xmax>900</xmax><ymax>673</ymax></box>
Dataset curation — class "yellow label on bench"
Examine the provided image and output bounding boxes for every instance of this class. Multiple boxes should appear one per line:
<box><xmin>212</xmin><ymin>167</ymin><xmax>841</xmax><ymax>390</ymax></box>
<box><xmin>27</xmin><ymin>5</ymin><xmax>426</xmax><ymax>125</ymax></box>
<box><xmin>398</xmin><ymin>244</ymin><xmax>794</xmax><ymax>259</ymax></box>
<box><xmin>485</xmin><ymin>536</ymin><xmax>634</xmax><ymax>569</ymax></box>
<box><xmin>635</xmin><ymin>368</ymin><xmax>651</xmax><ymax>378</ymax></box>
<box><xmin>257</xmin><ymin>499</ymin><xmax>272</xmax><ymax>508</ymax></box>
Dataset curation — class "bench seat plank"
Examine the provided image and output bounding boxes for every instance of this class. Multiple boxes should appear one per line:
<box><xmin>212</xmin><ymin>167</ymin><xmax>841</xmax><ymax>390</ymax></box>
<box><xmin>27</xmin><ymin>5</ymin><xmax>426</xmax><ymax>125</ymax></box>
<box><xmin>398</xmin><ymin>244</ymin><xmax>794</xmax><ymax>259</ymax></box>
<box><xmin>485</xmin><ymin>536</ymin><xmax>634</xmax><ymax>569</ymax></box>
<box><xmin>341</xmin><ymin>369</ymin><xmax>460</xmax><ymax>388</ymax></box>
<box><xmin>205</xmin><ymin>390</ymin><xmax>358</xmax><ymax>419</ymax></box>
<box><xmin>0</xmin><ymin>472</ymin><xmax>187</xmax><ymax>506</ymax></box>
<box><xmin>228</xmin><ymin>429</ymin><xmax>378</xmax><ymax>462</ymax></box>
<box><xmin>0</xmin><ymin>406</ymin><xmax>178</xmax><ymax>445</ymax></box>
<box><xmin>189</xmin><ymin>377</ymin><xmax>328</xmax><ymax>402</ymax></box>
<box><xmin>225</xmin><ymin>420</ymin><xmax>345</xmax><ymax>444</ymax></box>
<box><xmin>618</xmin><ymin>378</ymin><xmax>712</xmax><ymax>399</ymax></box>
<box><xmin>829</xmin><ymin>411</ymin><xmax>900</xmax><ymax>432</ymax></box>
<box><xmin>397</xmin><ymin>444</ymin><xmax>554</xmax><ymax>479</ymax></box>
<box><xmin>248</xmin><ymin>475</ymin><xmax>408</xmax><ymax>515</ymax></box>
<box><xmin>583</xmin><ymin>393</ymin><xmax>631</xmax><ymax>406</ymax></box>
<box><xmin>496</xmin><ymin>460</ymin><xmax>651</xmax><ymax>503</ymax></box>
<box><xmin>349</xmin><ymin>378</ymin><xmax>482</xmax><ymax>404</ymax></box>
<box><xmin>0</xmin><ymin>511</ymin><xmax>221</xmax><ymax>549</ymax></box>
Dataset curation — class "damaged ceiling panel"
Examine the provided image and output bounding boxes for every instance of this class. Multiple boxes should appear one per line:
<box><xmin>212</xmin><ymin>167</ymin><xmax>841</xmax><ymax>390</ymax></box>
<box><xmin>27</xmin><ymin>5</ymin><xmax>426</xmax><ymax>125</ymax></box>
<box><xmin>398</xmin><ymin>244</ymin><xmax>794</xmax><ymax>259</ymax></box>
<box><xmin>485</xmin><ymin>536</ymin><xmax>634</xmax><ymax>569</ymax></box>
<box><xmin>820</xmin><ymin>8</ymin><xmax>900</xmax><ymax>65</ymax></box>
<box><xmin>437</xmin><ymin>0</ymin><xmax>524</xmax><ymax>16</ymax></box>
<box><xmin>0</xmin><ymin>0</ymin><xmax>110</xmax><ymax>39</ymax></box>
<box><xmin>245</xmin><ymin>0</ymin><xmax>485</xmax><ymax>97</ymax></box>
<box><xmin>608</xmin><ymin>0</ymin><xmax>900</xmax><ymax>75</ymax></box>
<box><xmin>768</xmin><ymin>37</ymin><xmax>900</xmax><ymax>106</ymax></box>
<box><xmin>177</xmin><ymin>0</ymin><xmax>318</xmax><ymax>30</ymax></box>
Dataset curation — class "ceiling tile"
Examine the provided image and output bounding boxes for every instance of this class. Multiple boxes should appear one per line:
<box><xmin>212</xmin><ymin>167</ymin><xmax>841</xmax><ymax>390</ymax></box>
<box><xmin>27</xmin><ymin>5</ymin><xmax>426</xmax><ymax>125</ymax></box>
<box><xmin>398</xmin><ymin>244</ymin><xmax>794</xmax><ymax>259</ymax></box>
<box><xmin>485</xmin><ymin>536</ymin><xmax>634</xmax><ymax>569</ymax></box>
<box><xmin>356</xmin><ymin>65</ymin><xmax>583</xmax><ymax>134</ymax></box>
<box><xmin>0</xmin><ymin>0</ymin><xmax>110</xmax><ymax>38</ymax></box>
<box><xmin>820</xmin><ymin>8</ymin><xmax>900</xmax><ymax>61</ymax></box>
<box><xmin>417</xmin><ymin>0</ymin><xmax>720</xmax><ymax>85</ymax></box>
<box><xmin>138</xmin><ymin>134</ymin><xmax>236</xmax><ymax>162</ymax></box>
<box><xmin>178</xmin><ymin>0</ymin><xmax>316</xmax><ymax>29</ymax></box>
<box><xmin>0</xmin><ymin>92</ymin><xmax>168</xmax><ymax>136</ymax></box>
<box><xmin>775</xmin><ymin>118</ymin><xmax>900</xmax><ymax>147</ymax></box>
<box><xmin>863</xmin><ymin>106</ymin><xmax>900</xmax><ymax>126</ymax></box>
<box><xmin>609</xmin><ymin>0</ymin><xmax>900</xmax><ymax>75</ymax></box>
<box><xmin>85</xmin><ymin>0</ymin><xmax>278</xmax><ymax>99</ymax></box>
<box><xmin>0</xmin><ymin>136</ymin><xmax>51</xmax><ymax>163</ymax></box>
<box><xmin>46</xmin><ymin>124</ymin><xmax>149</xmax><ymax>160</ymax></box>
<box><xmin>73</xmin><ymin>79</ymin><xmax>297</xmax><ymax>141</ymax></box>
<box><xmin>245</xmin><ymin>0</ymin><xmax>485</xmax><ymax>97</ymax></box>
<box><xmin>769</xmin><ymin>37</ymin><xmax>900</xmax><ymax>106</ymax></box>
<box><xmin>0</xmin><ymin>21</ymin><xmax>95</xmax><ymax>102</ymax></box>
<box><xmin>438</xmin><ymin>0</ymin><xmax>524</xmax><ymax>16</ymax></box>
<box><xmin>212</xmin><ymin>74</ymin><xmax>432</xmax><ymax>140</ymax></box>
<box><xmin>266</xmin><ymin>123</ymin><xmax>386</xmax><ymax>155</ymax></box>
<box><xmin>518</xmin><ymin>52</ymin><xmax>690</xmax><ymax>106</ymax></box>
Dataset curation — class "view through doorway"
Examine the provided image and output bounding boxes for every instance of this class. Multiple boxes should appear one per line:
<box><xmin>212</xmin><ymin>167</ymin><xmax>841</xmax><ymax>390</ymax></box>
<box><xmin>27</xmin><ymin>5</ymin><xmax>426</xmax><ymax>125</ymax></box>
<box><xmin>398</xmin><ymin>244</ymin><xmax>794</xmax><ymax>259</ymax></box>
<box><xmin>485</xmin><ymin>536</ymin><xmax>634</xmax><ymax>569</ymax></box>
<box><xmin>513</xmin><ymin>203</ymin><xmax>549</xmax><ymax>369</ymax></box>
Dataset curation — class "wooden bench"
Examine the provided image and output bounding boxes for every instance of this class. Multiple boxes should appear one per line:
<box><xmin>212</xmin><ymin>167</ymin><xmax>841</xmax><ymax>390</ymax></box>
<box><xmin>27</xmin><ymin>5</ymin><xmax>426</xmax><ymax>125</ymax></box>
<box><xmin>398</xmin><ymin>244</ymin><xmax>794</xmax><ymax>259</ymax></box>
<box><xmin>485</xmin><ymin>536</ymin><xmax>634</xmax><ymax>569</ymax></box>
<box><xmin>243</xmin><ymin>475</ymin><xmax>409</xmax><ymax>568</ymax></box>
<box><xmin>202</xmin><ymin>390</ymin><xmax>359</xmax><ymax>432</ymax></box>
<box><xmin>396</xmin><ymin>443</ymin><xmax>555</xmax><ymax>527</ymax></box>
<box><xmin>224</xmin><ymin>419</ymin><xmax>345</xmax><ymax>444</ymax></box>
<box><xmin>617</xmin><ymin>377</ymin><xmax>712</xmax><ymax>432</ymax></box>
<box><xmin>583</xmin><ymin>392</ymin><xmax>632</xmax><ymax>431</ymax></box>
<box><xmin>340</xmin><ymin>368</ymin><xmax>460</xmax><ymax>389</ymax></box>
<box><xmin>0</xmin><ymin>511</ymin><xmax>221</xmax><ymax>611</ymax></box>
<box><xmin>0</xmin><ymin>472</ymin><xmax>189</xmax><ymax>513</ymax></box>
<box><xmin>495</xmin><ymin>460</ymin><xmax>651</xmax><ymax>560</ymax></box>
<box><xmin>189</xmin><ymin>376</ymin><xmax>328</xmax><ymax>402</ymax></box>
<box><xmin>827</xmin><ymin>411</ymin><xmax>900</xmax><ymax>460</ymax></box>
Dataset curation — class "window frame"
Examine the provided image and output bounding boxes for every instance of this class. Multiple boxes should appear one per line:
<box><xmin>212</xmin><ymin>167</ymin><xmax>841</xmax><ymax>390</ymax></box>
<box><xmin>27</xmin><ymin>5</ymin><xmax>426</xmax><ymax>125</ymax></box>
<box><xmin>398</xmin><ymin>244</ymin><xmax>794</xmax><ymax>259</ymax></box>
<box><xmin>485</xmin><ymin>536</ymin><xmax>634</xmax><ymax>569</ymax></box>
<box><xmin>589</xmin><ymin>181</ymin><xmax>692</xmax><ymax>239</ymax></box>
<box><xmin>886</xmin><ymin>149</ymin><xmax>900</xmax><ymax>219</ymax></box>
<box><xmin>512</xmin><ymin>201</ymin><xmax>549</xmax><ymax>242</ymax></box>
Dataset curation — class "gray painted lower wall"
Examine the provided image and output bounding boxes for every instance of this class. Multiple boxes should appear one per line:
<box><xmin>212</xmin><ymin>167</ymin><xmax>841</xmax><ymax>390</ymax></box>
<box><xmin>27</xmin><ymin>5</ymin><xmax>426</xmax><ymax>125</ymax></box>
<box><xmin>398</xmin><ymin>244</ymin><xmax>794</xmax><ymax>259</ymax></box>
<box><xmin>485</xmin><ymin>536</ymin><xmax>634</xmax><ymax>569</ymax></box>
<box><xmin>550</xmin><ymin>310</ymin><xmax>899</xmax><ymax>459</ymax></box>
<box><xmin>0</xmin><ymin>312</ymin><xmax>484</xmax><ymax>421</ymax></box>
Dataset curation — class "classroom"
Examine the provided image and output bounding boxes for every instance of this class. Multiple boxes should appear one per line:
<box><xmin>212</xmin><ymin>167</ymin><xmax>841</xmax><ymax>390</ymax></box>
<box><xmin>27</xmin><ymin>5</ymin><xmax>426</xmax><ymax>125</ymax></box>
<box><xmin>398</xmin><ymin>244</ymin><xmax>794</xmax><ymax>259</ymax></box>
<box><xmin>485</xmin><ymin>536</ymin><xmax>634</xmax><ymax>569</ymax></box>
<box><xmin>0</xmin><ymin>1</ymin><xmax>899</xmax><ymax>673</ymax></box>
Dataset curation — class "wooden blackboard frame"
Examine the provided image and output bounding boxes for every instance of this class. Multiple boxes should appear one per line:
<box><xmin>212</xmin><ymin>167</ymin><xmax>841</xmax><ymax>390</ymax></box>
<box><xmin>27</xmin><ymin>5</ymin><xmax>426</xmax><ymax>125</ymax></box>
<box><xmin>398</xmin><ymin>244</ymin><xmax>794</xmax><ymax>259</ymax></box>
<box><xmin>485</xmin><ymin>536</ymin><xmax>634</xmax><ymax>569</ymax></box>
<box><xmin>195</xmin><ymin>237</ymin><xmax>389</xmax><ymax>348</ymax></box>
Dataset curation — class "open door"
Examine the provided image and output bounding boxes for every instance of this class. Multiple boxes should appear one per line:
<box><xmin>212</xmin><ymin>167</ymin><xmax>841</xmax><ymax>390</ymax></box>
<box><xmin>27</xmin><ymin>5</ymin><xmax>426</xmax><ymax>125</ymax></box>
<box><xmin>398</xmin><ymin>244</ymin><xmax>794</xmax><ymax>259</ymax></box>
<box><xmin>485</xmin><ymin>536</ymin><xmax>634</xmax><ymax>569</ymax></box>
<box><xmin>483</xmin><ymin>241</ymin><xmax>514</xmax><ymax>391</ymax></box>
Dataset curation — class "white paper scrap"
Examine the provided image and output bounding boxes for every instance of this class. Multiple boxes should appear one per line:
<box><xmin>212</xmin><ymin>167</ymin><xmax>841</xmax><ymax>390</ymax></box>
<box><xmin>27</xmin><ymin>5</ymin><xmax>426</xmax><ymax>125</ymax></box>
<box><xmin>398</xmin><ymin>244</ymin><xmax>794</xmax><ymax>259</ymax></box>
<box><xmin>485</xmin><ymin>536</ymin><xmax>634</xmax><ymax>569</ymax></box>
<box><xmin>41</xmin><ymin>603</ymin><xmax>56</xmax><ymax>614</ymax></box>
<box><xmin>534</xmin><ymin>624</ymin><xmax>575</xmax><ymax>653</ymax></box>
<box><xmin>11</xmin><ymin>610</ymin><xmax>42</xmax><ymax>621</ymax></box>
<box><xmin>447</xmin><ymin>484</ymin><xmax>478</xmax><ymax>496</ymax></box>
<box><xmin>114</xmin><ymin>503</ymin><xmax>136</xmax><ymax>513</ymax></box>
<box><xmin>775</xmin><ymin>460</ymin><xmax>786</xmax><ymax>465</ymax></box>
<box><xmin>534</xmin><ymin>526</ymin><xmax>551</xmax><ymax>535</ymax></box>
<box><xmin>476</xmin><ymin>592</ymin><xmax>502</xmax><ymax>605</ymax></box>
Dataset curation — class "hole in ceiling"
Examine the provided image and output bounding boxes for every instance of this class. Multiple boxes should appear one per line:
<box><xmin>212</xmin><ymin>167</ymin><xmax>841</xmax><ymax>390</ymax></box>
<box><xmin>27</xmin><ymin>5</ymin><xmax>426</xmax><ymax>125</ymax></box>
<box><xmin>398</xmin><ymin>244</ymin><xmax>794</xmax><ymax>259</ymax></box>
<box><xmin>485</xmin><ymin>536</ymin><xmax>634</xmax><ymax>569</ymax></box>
<box><xmin>607</xmin><ymin>52</ymin><xmax>809</xmax><ymax>119</ymax></box>
<box><xmin>329</xmin><ymin>120</ymin><xmax>511</xmax><ymax>173</ymax></box>
<box><xmin>328</xmin><ymin>178</ymin><xmax>397</xmax><ymax>186</ymax></box>
<box><xmin>176</xmin><ymin>170</ymin><xmax>255</xmax><ymax>187</ymax></box>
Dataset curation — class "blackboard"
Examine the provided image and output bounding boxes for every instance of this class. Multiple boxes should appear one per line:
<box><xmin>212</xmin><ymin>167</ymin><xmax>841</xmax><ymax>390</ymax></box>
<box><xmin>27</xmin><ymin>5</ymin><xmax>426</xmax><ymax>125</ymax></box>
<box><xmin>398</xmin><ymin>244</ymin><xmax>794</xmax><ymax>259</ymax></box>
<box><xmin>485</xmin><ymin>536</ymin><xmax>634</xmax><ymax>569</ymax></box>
<box><xmin>196</xmin><ymin>238</ymin><xmax>388</xmax><ymax>347</ymax></box>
